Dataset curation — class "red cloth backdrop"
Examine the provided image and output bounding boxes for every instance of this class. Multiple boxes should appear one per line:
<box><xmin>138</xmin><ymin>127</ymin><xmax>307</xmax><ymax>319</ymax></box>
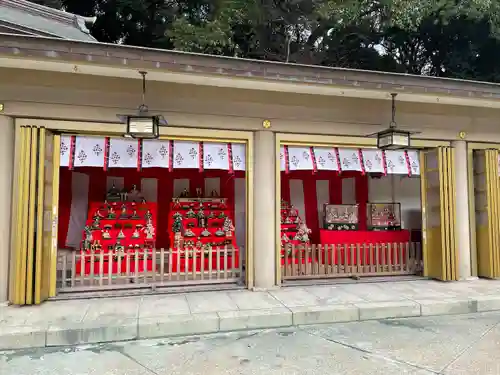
<box><xmin>281</xmin><ymin>171</ymin><xmax>370</xmax><ymax>244</ymax></box>
<box><xmin>58</xmin><ymin>167</ymin><xmax>245</xmax><ymax>249</ymax></box>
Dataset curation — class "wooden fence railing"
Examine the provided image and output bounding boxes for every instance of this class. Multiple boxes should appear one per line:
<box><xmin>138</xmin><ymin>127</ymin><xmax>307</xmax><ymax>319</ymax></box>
<box><xmin>56</xmin><ymin>246</ymin><xmax>243</xmax><ymax>293</ymax></box>
<box><xmin>281</xmin><ymin>242</ymin><xmax>422</xmax><ymax>281</ymax></box>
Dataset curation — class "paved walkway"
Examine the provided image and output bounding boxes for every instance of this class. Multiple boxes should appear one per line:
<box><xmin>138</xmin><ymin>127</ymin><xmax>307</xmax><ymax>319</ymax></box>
<box><xmin>3</xmin><ymin>312</ymin><xmax>500</xmax><ymax>374</ymax></box>
<box><xmin>2</xmin><ymin>279</ymin><xmax>500</xmax><ymax>350</ymax></box>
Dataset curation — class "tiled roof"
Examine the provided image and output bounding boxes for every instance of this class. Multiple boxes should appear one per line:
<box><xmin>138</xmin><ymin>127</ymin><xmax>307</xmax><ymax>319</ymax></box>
<box><xmin>0</xmin><ymin>0</ymin><xmax>96</xmax><ymax>41</ymax></box>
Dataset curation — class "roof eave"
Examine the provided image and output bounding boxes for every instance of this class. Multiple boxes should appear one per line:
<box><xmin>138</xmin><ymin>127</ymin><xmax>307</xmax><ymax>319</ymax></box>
<box><xmin>0</xmin><ymin>34</ymin><xmax>500</xmax><ymax>108</ymax></box>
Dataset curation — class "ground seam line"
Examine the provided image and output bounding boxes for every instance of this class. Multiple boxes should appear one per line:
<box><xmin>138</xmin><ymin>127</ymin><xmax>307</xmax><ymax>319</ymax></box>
<box><xmin>302</xmin><ymin>327</ymin><xmax>441</xmax><ymax>374</ymax></box>
<box><xmin>438</xmin><ymin>316</ymin><xmax>500</xmax><ymax>373</ymax></box>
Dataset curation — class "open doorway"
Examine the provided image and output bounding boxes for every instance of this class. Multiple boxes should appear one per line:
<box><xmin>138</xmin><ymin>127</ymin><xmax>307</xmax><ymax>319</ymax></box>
<box><xmin>55</xmin><ymin>136</ymin><xmax>248</xmax><ymax>294</ymax></box>
<box><xmin>279</xmin><ymin>146</ymin><xmax>423</xmax><ymax>281</ymax></box>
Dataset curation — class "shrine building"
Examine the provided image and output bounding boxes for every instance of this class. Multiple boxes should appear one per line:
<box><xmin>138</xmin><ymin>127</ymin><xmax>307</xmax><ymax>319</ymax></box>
<box><xmin>2</xmin><ymin>0</ymin><xmax>500</xmax><ymax>305</ymax></box>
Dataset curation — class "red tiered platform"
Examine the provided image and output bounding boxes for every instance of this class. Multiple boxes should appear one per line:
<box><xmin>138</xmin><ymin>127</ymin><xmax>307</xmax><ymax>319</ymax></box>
<box><xmin>167</xmin><ymin>198</ymin><xmax>239</xmax><ymax>273</ymax></box>
<box><xmin>280</xmin><ymin>201</ymin><xmax>311</xmax><ymax>265</ymax></box>
<box><xmin>76</xmin><ymin>201</ymin><xmax>157</xmax><ymax>275</ymax></box>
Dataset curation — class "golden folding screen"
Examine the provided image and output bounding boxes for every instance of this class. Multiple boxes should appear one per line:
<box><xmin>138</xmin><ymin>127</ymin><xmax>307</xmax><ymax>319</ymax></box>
<box><xmin>10</xmin><ymin>126</ymin><xmax>60</xmax><ymax>305</ymax></box>
<box><xmin>421</xmin><ymin>146</ymin><xmax>457</xmax><ymax>281</ymax></box>
<box><xmin>474</xmin><ymin>149</ymin><xmax>500</xmax><ymax>278</ymax></box>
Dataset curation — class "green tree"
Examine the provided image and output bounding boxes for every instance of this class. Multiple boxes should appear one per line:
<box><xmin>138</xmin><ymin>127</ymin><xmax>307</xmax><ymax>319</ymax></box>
<box><xmin>26</xmin><ymin>0</ymin><xmax>500</xmax><ymax>82</ymax></box>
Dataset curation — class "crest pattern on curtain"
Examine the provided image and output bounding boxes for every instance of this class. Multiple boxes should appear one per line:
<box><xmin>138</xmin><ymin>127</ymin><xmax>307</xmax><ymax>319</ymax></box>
<box><xmin>203</xmin><ymin>142</ymin><xmax>229</xmax><ymax>170</ymax></box>
<box><xmin>288</xmin><ymin>147</ymin><xmax>314</xmax><ymax>171</ymax></box>
<box><xmin>141</xmin><ymin>140</ymin><xmax>170</xmax><ymax>168</ymax></box>
<box><xmin>60</xmin><ymin>135</ymin><xmax>72</xmax><ymax>167</ymax></box>
<box><xmin>314</xmin><ymin>147</ymin><xmax>339</xmax><ymax>171</ymax></box>
<box><xmin>232</xmin><ymin>144</ymin><xmax>246</xmax><ymax>171</ymax></box>
<box><xmin>173</xmin><ymin>141</ymin><xmax>200</xmax><ymax>169</ymax></box>
<box><xmin>384</xmin><ymin>150</ymin><xmax>409</xmax><ymax>175</ymax></box>
<box><xmin>337</xmin><ymin>148</ymin><xmax>363</xmax><ymax>172</ymax></box>
<box><xmin>73</xmin><ymin>136</ymin><xmax>106</xmax><ymax>168</ymax></box>
<box><xmin>361</xmin><ymin>149</ymin><xmax>385</xmax><ymax>173</ymax></box>
<box><xmin>406</xmin><ymin>150</ymin><xmax>420</xmax><ymax>175</ymax></box>
<box><xmin>108</xmin><ymin>138</ymin><xmax>139</xmax><ymax>168</ymax></box>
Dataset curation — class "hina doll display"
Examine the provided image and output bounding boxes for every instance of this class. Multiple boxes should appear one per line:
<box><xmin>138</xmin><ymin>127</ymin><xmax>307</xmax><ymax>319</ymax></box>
<box><xmin>323</xmin><ymin>204</ymin><xmax>359</xmax><ymax>231</ymax></box>
<box><xmin>106</xmin><ymin>207</ymin><xmax>116</xmax><ymax>219</ymax></box>
<box><xmin>367</xmin><ymin>203</ymin><xmax>401</xmax><ymax>230</ymax></box>
<box><xmin>128</xmin><ymin>184</ymin><xmax>143</xmax><ymax>202</ymax></box>
<box><xmin>294</xmin><ymin>222</ymin><xmax>311</xmax><ymax>243</ymax></box>
<box><xmin>119</xmin><ymin>205</ymin><xmax>129</xmax><ymax>219</ymax></box>
<box><xmin>197</xmin><ymin>208</ymin><xmax>206</xmax><ymax>228</ymax></box>
<box><xmin>106</xmin><ymin>183</ymin><xmax>121</xmax><ymax>202</ymax></box>
<box><xmin>144</xmin><ymin>223</ymin><xmax>155</xmax><ymax>239</ymax></box>
<box><xmin>223</xmin><ymin>217</ymin><xmax>235</xmax><ymax>238</ymax></box>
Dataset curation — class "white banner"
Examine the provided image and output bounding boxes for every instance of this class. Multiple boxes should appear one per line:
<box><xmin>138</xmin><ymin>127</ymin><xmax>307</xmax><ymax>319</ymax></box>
<box><xmin>288</xmin><ymin>147</ymin><xmax>314</xmax><ymax>171</ymax></box>
<box><xmin>406</xmin><ymin>150</ymin><xmax>420</xmax><ymax>175</ymax></box>
<box><xmin>338</xmin><ymin>148</ymin><xmax>363</xmax><ymax>172</ymax></box>
<box><xmin>361</xmin><ymin>149</ymin><xmax>385</xmax><ymax>173</ymax></box>
<box><xmin>232</xmin><ymin>143</ymin><xmax>246</xmax><ymax>171</ymax></box>
<box><xmin>314</xmin><ymin>147</ymin><xmax>339</xmax><ymax>171</ymax></box>
<box><xmin>173</xmin><ymin>141</ymin><xmax>200</xmax><ymax>169</ymax></box>
<box><xmin>60</xmin><ymin>135</ymin><xmax>71</xmax><ymax>167</ymax></box>
<box><xmin>385</xmin><ymin>150</ymin><xmax>409</xmax><ymax>175</ymax></box>
<box><xmin>108</xmin><ymin>138</ymin><xmax>139</xmax><ymax>168</ymax></box>
<box><xmin>203</xmin><ymin>142</ymin><xmax>230</xmax><ymax>170</ymax></box>
<box><xmin>142</xmin><ymin>140</ymin><xmax>170</xmax><ymax>168</ymax></box>
<box><xmin>280</xmin><ymin>146</ymin><xmax>286</xmax><ymax>171</ymax></box>
<box><xmin>73</xmin><ymin>136</ymin><xmax>106</xmax><ymax>168</ymax></box>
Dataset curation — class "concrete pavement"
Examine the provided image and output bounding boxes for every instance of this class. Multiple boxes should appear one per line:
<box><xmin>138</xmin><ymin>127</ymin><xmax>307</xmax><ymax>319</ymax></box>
<box><xmin>2</xmin><ymin>311</ymin><xmax>500</xmax><ymax>374</ymax></box>
<box><xmin>2</xmin><ymin>279</ymin><xmax>500</xmax><ymax>350</ymax></box>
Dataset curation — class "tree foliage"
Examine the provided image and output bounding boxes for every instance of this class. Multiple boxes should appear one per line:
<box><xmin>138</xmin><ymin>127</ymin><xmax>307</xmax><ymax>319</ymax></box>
<box><xmin>31</xmin><ymin>0</ymin><xmax>500</xmax><ymax>82</ymax></box>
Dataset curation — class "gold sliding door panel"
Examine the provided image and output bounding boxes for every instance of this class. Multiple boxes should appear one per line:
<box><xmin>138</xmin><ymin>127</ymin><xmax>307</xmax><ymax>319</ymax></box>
<box><xmin>442</xmin><ymin>146</ymin><xmax>457</xmax><ymax>281</ymax></box>
<box><xmin>44</xmin><ymin>132</ymin><xmax>60</xmax><ymax>299</ymax></box>
<box><xmin>421</xmin><ymin>147</ymin><xmax>457</xmax><ymax>281</ymax></box>
<box><xmin>11</xmin><ymin>127</ymin><xmax>31</xmax><ymax>304</ymax></box>
<box><xmin>489</xmin><ymin>150</ymin><xmax>500</xmax><ymax>277</ymax></box>
<box><xmin>10</xmin><ymin>126</ymin><xmax>59</xmax><ymax>305</ymax></box>
<box><xmin>47</xmin><ymin>134</ymin><xmax>61</xmax><ymax>297</ymax></box>
<box><xmin>473</xmin><ymin>149</ymin><xmax>500</xmax><ymax>278</ymax></box>
<box><xmin>493</xmin><ymin>150</ymin><xmax>500</xmax><ymax>277</ymax></box>
<box><xmin>34</xmin><ymin>129</ymin><xmax>61</xmax><ymax>303</ymax></box>
<box><xmin>421</xmin><ymin>149</ymin><xmax>442</xmax><ymax>279</ymax></box>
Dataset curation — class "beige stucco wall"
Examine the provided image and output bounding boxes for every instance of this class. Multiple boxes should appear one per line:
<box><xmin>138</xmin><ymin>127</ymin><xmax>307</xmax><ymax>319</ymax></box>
<box><xmin>0</xmin><ymin>66</ymin><xmax>496</xmax><ymax>295</ymax></box>
<box><xmin>0</xmin><ymin>115</ymin><xmax>14</xmax><ymax>303</ymax></box>
<box><xmin>1</xmin><ymin>68</ymin><xmax>500</xmax><ymax>143</ymax></box>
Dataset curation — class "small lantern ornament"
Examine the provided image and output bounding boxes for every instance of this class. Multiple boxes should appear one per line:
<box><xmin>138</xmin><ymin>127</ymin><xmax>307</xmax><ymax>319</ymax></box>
<box><xmin>117</xmin><ymin>71</ymin><xmax>166</xmax><ymax>139</ymax></box>
<box><xmin>376</xmin><ymin>93</ymin><xmax>410</xmax><ymax>150</ymax></box>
